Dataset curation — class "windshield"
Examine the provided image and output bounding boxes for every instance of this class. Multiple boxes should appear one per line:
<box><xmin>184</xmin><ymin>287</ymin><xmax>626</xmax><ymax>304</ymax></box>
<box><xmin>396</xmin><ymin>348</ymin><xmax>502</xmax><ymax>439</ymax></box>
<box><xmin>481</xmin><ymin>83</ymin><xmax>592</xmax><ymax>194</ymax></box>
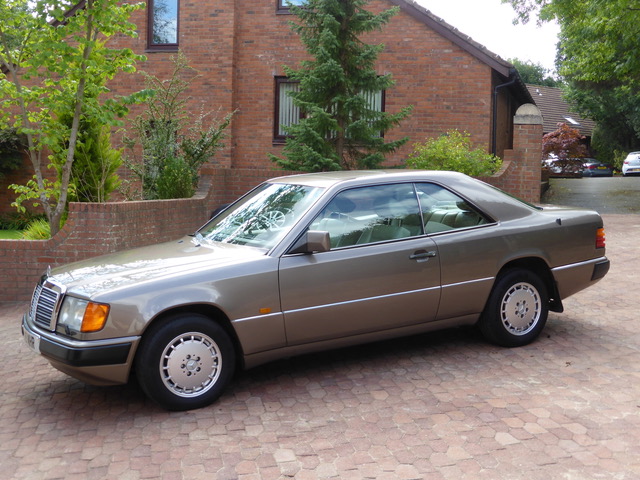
<box><xmin>197</xmin><ymin>182</ymin><xmax>324</xmax><ymax>251</ymax></box>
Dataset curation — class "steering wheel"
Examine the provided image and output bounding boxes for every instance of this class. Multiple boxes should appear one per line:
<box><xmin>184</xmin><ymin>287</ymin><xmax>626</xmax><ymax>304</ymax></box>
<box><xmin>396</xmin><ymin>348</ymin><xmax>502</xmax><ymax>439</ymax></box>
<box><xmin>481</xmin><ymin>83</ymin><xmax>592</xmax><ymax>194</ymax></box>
<box><xmin>257</xmin><ymin>210</ymin><xmax>287</xmax><ymax>228</ymax></box>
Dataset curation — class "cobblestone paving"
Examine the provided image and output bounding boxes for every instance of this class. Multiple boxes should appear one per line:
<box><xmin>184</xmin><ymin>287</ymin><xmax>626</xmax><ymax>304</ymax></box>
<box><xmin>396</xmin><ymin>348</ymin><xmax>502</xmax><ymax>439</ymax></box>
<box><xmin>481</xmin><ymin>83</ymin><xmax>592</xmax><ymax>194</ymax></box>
<box><xmin>1</xmin><ymin>214</ymin><xmax>638</xmax><ymax>480</ymax></box>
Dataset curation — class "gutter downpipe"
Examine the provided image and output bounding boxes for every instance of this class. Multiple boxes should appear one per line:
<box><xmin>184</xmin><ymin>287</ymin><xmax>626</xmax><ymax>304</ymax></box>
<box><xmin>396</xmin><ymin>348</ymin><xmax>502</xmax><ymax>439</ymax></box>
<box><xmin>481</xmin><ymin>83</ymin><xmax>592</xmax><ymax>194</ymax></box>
<box><xmin>492</xmin><ymin>68</ymin><xmax>518</xmax><ymax>156</ymax></box>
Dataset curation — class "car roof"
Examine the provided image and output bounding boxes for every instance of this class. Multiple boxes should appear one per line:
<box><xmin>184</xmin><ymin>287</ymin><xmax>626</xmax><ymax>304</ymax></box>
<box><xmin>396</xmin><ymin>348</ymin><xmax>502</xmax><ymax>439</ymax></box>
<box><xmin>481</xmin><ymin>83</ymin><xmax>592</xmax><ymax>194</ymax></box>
<box><xmin>261</xmin><ymin>169</ymin><xmax>547</xmax><ymax>227</ymax></box>
<box><xmin>267</xmin><ymin>169</ymin><xmax>471</xmax><ymax>188</ymax></box>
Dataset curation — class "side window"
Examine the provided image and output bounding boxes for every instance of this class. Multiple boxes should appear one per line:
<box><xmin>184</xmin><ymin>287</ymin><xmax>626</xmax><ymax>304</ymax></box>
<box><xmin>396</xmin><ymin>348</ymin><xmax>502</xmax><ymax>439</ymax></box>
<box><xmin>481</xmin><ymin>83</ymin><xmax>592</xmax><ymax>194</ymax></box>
<box><xmin>415</xmin><ymin>183</ymin><xmax>489</xmax><ymax>234</ymax></box>
<box><xmin>148</xmin><ymin>0</ymin><xmax>179</xmax><ymax>50</ymax></box>
<box><xmin>309</xmin><ymin>184</ymin><xmax>422</xmax><ymax>248</ymax></box>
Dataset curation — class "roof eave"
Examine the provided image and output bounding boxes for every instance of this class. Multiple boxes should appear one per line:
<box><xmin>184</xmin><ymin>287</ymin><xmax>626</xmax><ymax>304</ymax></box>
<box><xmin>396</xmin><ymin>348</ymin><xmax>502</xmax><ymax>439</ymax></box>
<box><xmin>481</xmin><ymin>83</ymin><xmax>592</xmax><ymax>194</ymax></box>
<box><xmin>388</xmin><ymin>0</ymin><xmax>513</xmax><ymax>77</ymax></box>
<box><xmin>388</xmin><ymin>0</ymin><xmax>533</xmax><ymax>104</ymax></box>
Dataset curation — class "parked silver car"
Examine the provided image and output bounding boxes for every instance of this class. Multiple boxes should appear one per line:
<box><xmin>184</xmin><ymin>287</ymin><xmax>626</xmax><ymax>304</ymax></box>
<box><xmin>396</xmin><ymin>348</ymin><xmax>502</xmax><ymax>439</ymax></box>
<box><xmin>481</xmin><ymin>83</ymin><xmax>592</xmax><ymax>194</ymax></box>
<box><xmin>622</xmin><ymin>152</ymin><xmax>640</xmax><ymax>176</ymax></box>
<box><xmin>22</xmin><ymin>170</ymin><xmax>610</xmax><ymax>410</ymax></box>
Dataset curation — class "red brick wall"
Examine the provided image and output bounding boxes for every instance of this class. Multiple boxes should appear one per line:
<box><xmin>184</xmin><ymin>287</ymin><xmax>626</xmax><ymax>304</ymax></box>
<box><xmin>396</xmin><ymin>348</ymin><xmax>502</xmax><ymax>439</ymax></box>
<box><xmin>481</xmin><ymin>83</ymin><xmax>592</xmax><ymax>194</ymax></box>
<box><xmin>483</xmin><ymin>105</ymin><xmax>544</xmax><ymax>204</ymax></box>
<box><xmin>0</xmin><ymin>182</ymin><xmax>208</xmax><ymax>302</ymax></box>
<box><xmin>106</xmin><ymin>0</ymin><xmax>238</xmax><ymax>168</ymax></box>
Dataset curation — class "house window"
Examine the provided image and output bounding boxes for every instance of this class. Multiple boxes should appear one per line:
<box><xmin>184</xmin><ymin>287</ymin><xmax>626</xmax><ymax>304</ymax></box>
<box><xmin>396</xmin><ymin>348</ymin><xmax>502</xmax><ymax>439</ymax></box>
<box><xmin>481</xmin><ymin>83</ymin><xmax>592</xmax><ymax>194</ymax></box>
<box><xmin>274</xmin><ymin>77</ymin><xmax>385</xmax><ymax>142</ymax></box>
<box><xmin>148</xmin><ymin>0</ymin><xmax>179</xmax><ymax>50</ymax></box>
<box><xmin>277</xmin><ymin>0</ymin><xmax>306</xmax><ymax>13</ymax></box>
<box><xmin>274</xmin><ymin>77</ymin><xmax>302</xmax><ymax>141</ymax></box>
<box><xmin>361</xmin><ymin>90</ymin><xmax>384</xmax><ymax>117</ymax></box>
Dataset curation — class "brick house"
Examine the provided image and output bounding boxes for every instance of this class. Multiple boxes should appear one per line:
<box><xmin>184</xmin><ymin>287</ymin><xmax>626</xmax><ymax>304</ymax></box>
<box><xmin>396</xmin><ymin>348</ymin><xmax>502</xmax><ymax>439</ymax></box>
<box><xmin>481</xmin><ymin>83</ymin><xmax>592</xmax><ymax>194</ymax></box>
<box><xmin>134</xmin><ymin>0</ymin><xmax>533</xmax><ymax>164</ymax></box>
<box><xmin>1</xmin><ymin>0</ymin><xmax>535</xmax><ymax>213</ymax></box>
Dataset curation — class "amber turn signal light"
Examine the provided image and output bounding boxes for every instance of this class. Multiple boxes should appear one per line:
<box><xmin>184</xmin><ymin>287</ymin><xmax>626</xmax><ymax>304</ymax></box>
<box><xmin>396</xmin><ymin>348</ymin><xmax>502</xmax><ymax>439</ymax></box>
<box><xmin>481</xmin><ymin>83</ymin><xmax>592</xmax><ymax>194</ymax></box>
<box><xmin>81</xmin><ymin>302</ymin><xmax>110</xmax><ymax>333</ymax></box>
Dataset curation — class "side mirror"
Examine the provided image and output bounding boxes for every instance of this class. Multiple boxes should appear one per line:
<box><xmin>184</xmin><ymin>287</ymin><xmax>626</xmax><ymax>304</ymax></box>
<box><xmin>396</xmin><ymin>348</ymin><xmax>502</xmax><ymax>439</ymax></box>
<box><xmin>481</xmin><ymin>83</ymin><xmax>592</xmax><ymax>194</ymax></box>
<box><xmin>289</xmin><ymin>230</ymin><xmax>331</xmax><ymax>254</ymax></box>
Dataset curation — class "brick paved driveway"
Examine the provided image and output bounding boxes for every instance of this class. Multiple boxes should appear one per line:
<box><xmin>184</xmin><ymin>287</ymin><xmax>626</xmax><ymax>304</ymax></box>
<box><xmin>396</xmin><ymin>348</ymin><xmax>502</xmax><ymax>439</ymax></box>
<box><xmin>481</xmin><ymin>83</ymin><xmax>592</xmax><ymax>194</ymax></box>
<box><xmin>1</xmin><ymin>214</ymin><xmax>638</xmax><ymax>480</ymax></box>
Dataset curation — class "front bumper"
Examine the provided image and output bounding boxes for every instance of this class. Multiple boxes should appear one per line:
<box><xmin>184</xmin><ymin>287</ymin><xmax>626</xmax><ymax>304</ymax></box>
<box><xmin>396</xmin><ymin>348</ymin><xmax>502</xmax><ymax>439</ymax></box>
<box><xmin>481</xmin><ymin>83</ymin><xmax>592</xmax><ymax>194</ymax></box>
<box><xmin>22</xmin><ymin>314</ymin><xmax>140</xmax><ymax>385</ymax></box>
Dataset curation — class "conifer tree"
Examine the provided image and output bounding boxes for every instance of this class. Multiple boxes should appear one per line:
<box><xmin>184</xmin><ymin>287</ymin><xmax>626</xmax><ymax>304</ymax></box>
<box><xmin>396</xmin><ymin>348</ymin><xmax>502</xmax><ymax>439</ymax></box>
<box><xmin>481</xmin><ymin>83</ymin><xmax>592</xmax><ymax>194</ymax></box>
<box><xmin>270</xmin><ymin>0</ymin><xmax>412</xmax><ymax>171</ymax></box>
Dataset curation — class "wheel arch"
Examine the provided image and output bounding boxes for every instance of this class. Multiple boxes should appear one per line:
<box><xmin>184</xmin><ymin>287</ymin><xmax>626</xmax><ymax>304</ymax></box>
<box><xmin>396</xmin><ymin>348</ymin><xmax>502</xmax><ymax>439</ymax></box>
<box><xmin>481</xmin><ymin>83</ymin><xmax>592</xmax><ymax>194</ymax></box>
<box><xmin>139</xmin><ymin>304</ymin><xmax>246</xmax><ymax>370</ymax></box>
<box><xmin>497</xmin><ymin>257</ymin><xmax>563</xmax><ymax>313</ymax></box>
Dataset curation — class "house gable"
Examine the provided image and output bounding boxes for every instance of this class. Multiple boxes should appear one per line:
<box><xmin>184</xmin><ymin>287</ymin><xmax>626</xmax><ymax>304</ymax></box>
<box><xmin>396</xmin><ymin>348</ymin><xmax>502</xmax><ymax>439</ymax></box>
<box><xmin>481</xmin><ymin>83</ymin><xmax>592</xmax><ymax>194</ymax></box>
<box><xmin>390</xmin><ymin>0</ymin><xmax>512</xmax><ymax>77</ymax></box>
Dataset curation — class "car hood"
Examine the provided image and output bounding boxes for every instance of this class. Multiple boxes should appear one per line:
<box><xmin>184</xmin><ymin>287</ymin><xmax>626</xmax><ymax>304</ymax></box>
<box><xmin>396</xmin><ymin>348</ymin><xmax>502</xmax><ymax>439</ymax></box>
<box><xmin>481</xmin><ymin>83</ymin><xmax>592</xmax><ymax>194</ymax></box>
<box><xmin>49</xmin><ymin>236</ymin><xmax>267</xmax><ymax>299</ymax></box>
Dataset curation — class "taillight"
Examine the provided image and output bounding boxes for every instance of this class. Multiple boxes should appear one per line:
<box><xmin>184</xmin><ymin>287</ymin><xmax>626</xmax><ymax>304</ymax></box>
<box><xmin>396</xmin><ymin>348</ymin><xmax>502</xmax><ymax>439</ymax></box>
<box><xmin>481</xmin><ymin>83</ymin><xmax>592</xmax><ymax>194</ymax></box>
<box><xmin>596</xmin><ymin>228</ymin><xmax>606</xmax><ymax>249</ymax></box>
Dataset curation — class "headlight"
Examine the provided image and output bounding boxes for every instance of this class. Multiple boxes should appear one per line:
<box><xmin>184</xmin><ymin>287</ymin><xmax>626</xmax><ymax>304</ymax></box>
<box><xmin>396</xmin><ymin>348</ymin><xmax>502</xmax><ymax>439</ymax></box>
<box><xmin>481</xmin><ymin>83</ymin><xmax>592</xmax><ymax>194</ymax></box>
<box><xmin>57</xmin><ymin>296</ymin><xmax>110</xmax><ymax>335</ymax></box>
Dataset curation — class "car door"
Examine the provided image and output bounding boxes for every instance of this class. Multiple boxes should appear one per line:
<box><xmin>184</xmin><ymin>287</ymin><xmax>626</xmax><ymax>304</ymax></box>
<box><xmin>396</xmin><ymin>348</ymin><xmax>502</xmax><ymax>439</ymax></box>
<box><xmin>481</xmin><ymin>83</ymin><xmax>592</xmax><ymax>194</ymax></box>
<box><xmin>415</xmin><ymin>182</ymin><xmax>497</xmax><ymax>320</ymax></box>
<box><xmin>278</xmin><ymin>183</ymin><xmax>441</xmax><ymax>346</ymax></box>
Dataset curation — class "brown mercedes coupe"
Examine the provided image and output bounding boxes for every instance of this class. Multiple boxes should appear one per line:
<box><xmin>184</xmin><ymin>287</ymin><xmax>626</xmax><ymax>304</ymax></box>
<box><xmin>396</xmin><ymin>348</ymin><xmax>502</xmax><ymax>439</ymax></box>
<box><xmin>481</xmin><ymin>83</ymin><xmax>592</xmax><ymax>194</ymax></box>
<box><xmin>22</xmin><ymin>170</ymin><xmax>610</xmax><ymax>410</ymax></box>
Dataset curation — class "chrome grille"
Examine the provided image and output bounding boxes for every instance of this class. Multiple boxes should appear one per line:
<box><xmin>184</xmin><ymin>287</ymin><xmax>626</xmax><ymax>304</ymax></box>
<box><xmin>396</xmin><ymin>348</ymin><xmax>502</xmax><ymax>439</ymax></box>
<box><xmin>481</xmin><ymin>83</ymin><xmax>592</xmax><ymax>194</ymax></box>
<box><xmin>30</xmin><ymin>280</ymin><xmax>63</xmax><ymax>331</ymax></box>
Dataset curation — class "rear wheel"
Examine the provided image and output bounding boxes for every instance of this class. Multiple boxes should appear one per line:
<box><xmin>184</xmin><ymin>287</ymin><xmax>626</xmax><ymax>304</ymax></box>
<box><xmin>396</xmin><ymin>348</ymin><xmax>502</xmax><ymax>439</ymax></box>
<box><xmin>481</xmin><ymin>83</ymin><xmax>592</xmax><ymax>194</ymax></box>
<box><xmin>135</xmin><ymin>314</ymin><xmax>235</xmax><ymax>411</ymax></box>
<box><xmin>479</xmin><ymin>268</ymin><xmax>549</xmax><ymax>347</ymax></box>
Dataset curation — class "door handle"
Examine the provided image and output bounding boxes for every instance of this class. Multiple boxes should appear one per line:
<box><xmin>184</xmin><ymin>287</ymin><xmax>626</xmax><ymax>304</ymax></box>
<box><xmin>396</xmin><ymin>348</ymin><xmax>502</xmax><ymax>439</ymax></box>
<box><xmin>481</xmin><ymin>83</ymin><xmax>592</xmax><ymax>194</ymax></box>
<box><xmin>410</xmin><ymin>250</ymin><xmax>437</xmax><ymax>261</ymax></box>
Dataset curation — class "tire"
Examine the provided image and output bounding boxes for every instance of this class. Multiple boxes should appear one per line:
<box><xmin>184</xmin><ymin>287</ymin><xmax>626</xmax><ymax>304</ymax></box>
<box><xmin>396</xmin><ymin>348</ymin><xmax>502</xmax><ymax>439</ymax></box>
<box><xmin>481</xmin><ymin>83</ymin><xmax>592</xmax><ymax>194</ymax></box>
<box><xmin>135</xmin><ymin>314</ymin><xmax>235</xmax><ymax>411</ymax></box>
<box><xmin>479</xmin><ymin>268</ymin><xmax>549</xmax><ymax>347</ymax></box>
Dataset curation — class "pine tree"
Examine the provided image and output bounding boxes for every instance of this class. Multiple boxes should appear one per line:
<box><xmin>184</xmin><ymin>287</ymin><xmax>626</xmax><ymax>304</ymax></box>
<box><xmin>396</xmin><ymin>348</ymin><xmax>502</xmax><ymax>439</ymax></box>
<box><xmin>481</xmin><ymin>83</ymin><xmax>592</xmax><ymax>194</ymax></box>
<box><xmin>270</xmin><ymin>0</ymin><xmax>412</xmax><ymax>171</ymax></box>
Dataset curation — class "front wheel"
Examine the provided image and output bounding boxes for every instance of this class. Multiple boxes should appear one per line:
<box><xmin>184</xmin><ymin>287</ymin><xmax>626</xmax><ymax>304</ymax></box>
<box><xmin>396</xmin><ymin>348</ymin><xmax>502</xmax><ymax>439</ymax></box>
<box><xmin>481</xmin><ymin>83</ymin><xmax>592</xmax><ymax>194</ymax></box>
<box><xmin>479</xmin><ymin>268</ymin><xmax>549</xmax><ymax>347</ymax></box>
<box><xmin>135</xmin><ymin>314</ymin><xmax>235</xmax><ymax>411</ymax></box>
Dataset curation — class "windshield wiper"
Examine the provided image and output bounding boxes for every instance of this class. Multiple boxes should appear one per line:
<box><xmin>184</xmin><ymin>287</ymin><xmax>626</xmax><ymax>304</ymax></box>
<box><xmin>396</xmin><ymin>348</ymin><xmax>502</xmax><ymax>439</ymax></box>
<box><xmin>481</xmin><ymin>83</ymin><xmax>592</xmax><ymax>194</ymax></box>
<box><xmin>191</xmin><ymin>232</ymin><xmax>205</xmax><ymax>247</ymax></box>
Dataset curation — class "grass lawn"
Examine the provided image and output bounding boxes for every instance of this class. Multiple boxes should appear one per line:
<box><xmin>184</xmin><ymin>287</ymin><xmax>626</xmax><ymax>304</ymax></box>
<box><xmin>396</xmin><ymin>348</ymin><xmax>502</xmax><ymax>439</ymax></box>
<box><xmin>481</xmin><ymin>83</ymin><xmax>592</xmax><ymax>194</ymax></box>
<box><xmin>0</xmin><ymin>230</ymin><xmax>22</xmax><ymax>239</ymax></box>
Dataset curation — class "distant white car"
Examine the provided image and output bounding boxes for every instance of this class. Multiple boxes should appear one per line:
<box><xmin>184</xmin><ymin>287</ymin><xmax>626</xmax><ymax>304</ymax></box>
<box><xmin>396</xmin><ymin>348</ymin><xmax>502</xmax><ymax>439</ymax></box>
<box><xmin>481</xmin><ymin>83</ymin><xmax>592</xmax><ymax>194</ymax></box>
<box><xmin>622</xmin><ymin>152</ymin><xmax>640</xmax><ymax>176</ymax></box>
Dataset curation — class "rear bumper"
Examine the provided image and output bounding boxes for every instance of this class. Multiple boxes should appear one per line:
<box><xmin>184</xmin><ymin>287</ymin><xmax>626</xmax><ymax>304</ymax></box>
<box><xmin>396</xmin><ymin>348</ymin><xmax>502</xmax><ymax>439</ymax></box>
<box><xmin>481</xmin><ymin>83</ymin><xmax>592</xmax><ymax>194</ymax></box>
<box><xmin>552</xmin><ymin>256</ymin><xmax>610</xmax><ymax>300</ymax></box>
<box><xmin>591</xmin><ymin>258</ymin><xmax>610</xmax><ymax>281</ymax></box>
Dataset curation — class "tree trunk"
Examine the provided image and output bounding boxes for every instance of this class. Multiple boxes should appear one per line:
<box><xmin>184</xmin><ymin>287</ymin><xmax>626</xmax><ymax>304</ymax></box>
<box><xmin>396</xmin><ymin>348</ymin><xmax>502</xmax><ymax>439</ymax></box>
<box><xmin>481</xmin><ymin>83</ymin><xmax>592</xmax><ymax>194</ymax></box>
<box><xmin>49</xmin><ymin>5</ymin><xmax>96</xmax><ymax>236</ymax></box>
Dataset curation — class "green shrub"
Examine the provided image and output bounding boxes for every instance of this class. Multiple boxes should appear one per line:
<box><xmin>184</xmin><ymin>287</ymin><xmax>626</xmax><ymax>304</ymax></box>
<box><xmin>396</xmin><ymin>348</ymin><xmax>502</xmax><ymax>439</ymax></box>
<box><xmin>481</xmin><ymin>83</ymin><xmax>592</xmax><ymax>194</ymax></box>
<box><xmin>611</xmin><ymin>150</ymin><xmax>626</xmax><ymax>172</ymax></box>
<box><xmin>124</xmin><ymin>52</ymin><xmax>233</xmax><ymax>200</ymax></box>
<box><xmin>70</xmin><ymin>124</ymin><xmax>123</xmax><ymax>203</ymax></box>
<box><xmin>22</xmin><ymin>218</ymin><xmax>51</xmax><ymax>240</ymax></box>
<box><xmin>54</xmin><ymin>112</ymin><xmax>123</xmax><ymax>203</ymax></box>
<box><xmin>0</xmin><ymin>211</ymin><xmax>45</xmax><ymax>230</ymax></box>
<box><xmin>156</xmin><ymin>156</ymin><xmax>196</xmax><ymax>199</ymax></box>
<box><xmin>407</xmin><ymin>130</ymin><xmax>502</xmax><ymax>177</ymax></box>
